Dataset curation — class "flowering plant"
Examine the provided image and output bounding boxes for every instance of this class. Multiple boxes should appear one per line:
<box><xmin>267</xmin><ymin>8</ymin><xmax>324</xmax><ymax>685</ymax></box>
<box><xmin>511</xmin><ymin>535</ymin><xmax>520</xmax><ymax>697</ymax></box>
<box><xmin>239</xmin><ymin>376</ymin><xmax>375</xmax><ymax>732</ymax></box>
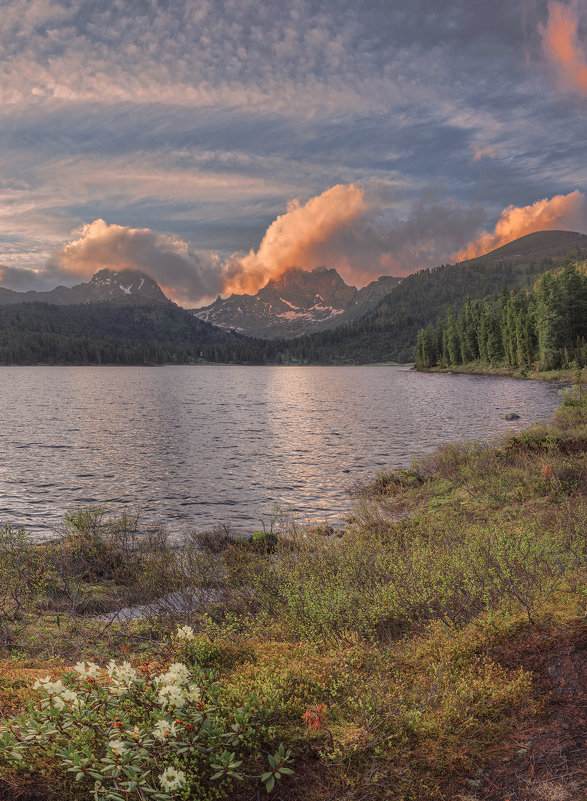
<box><xmin>0</xmin><ymin>644</ymin><xmax>292</xmax><ymax>800</ymax></box>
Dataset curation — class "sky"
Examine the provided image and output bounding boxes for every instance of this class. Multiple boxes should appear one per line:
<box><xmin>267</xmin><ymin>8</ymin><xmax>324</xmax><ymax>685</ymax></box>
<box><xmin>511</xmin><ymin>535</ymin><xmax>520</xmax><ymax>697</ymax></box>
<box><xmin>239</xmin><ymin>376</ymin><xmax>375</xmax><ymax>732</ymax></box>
<box><xmin>0</xmin><ymin>0</ymin><xmax>586</xmax><ymax>306</ymax></box>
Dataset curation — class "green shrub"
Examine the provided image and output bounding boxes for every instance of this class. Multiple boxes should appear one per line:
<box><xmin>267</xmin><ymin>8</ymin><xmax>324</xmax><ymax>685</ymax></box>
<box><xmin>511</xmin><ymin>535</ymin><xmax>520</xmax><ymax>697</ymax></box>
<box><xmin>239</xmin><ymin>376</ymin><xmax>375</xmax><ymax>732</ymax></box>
<box><xmin>249</xmin><ymin>531</ymin><xmax>278</xmax><ymax>554</ymax></box>
<box><xmin>0</xmin><ymin>632</ymin><xmax>293</xmax><ymax>800</ymax></box>
<box><xmin>0</xmin><ymin>525</ymin><xmax>46</xmax><ymax>644</ymax></box>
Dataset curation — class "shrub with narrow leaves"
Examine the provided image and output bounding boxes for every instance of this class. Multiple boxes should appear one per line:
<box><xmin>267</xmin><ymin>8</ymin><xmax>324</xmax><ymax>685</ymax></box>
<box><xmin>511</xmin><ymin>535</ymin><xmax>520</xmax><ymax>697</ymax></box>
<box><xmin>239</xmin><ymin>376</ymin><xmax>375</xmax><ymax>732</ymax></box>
<box><xmin>0</xmin><ymin>645</ymin><xmax>292</xmax><ymax>800</ymax></box>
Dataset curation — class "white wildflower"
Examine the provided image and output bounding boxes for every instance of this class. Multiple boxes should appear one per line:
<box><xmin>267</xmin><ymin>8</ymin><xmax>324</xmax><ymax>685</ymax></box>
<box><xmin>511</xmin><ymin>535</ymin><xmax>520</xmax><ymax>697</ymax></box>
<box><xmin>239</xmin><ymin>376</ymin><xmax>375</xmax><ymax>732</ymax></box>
<box><xmin>73</xmin><ymin>661</ymin><xmax>101</xmax><ymax>679</ymax></box>
<box><xmin>106</xmin><ymin>660</ymin><xmax>138</xmax><ymax>696</ymax></box>
<box><xmin>158</xmin><ymin>684</ymin><xmax>186</xmax><ymax>709</ymax></box>
<box><xmin>33</xmin><ymin>678</ymin><xmax>66</xmax><ymax>695</ymax></box>
<box><xmin>33</xmin><ymin>676</ymin><xmax>79</xmax><ymax>708</ymax></box>
<box><xmin>107</xmin><ymin>660</ymin><xmax>137</xmax><ymax>683</ymax></box>
<box><xmin>187</xmin><ymin>684</ymin><xmax>201</xmax><ymax>703</ymax></box>
<box><xmin>152</xmin><ymin>719</ymin><xmax>177</xmax><ymax>742</ymax></box>
<box><xmin>108</xmin><ymin>739</ymin><xmax>126</xmax><ymax>757</ymax></box>
<box><xmin>159</xmin><ymin>662</ymin><xmax>191</xmax><ymax>686</ymax></box>
<box><xmin>159</xmin><ymin>766</ymin><xmax>186</xmax><ymax>792</ymax></box>
<box><xmin>60</xmin><ymin>689</ymin><xmax>80</xmax><ymax>706</ymax></box>
<box><xmin>176</xmin><ymin>625</ymin><xmax>195</xmax><ymax>641</ymax></box>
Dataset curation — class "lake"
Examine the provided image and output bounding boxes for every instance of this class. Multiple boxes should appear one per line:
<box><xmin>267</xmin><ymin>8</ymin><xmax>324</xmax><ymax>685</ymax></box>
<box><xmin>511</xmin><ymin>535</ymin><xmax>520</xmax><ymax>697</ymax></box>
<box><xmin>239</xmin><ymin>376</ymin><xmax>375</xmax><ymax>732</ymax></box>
<box><xmin>0</xmin><ymin>365</ymin><xmax>563</xmax><ymax>539</ymax></box>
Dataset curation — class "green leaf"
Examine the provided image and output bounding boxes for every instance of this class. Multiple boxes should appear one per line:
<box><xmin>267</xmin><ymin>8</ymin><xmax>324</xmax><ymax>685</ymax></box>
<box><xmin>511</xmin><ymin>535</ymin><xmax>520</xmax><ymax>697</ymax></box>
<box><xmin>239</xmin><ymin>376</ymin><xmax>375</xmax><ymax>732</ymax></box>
<box><xmin>265</xmin><ymin>775</ymin><xmax>275</xmax><ymax>793</ymax></box>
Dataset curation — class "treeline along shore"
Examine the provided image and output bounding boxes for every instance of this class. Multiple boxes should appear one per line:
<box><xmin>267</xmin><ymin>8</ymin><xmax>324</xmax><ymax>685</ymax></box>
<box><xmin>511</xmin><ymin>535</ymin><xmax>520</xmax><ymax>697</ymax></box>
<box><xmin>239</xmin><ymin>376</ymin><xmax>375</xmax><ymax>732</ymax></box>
<box><xmin>0</xmin><ymin>384</ymin><xmax>585</xmax><ymax>800</ymax></box>
<box><xmin>415</xmin><ymin>259</ymin><xmax>587</xmax><ymax>376</ymax></box>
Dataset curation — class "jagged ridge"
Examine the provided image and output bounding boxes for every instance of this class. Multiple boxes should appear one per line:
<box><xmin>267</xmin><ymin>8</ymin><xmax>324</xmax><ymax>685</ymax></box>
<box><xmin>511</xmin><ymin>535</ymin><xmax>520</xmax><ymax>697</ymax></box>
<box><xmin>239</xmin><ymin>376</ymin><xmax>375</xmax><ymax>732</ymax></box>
<box><xmin>192</xmin><ymin>266</ymin><xmax>402</xmax><ymax>339</ymax></box>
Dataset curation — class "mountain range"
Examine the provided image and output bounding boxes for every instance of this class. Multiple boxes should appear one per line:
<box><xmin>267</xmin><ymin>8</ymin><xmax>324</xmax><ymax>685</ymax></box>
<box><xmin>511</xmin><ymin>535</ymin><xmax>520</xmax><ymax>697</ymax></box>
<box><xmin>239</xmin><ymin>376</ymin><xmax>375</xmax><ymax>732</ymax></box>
<box><xmin>0</xmin><ymin>268</ymin><xmax>170</xmax><ymax>307</ymax></box>
<box><xmin>1</xmin><ymin>229</ymin><xmax>586</xmax><ymax>365</ymax></box>
<box><xmin>192</xmin><ymin>267</ymin><xmax>402</xmax><ymax>338</ymax></box>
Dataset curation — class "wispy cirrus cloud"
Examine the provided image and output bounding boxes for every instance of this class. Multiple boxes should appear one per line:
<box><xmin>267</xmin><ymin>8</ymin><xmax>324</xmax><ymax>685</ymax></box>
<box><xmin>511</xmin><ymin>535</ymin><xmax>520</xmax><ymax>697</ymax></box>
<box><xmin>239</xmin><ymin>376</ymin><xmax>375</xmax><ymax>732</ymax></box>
<box><xmin>0</xmin><ymin>0</ymin><xmax>586</xmax><ymax>299</ymax></box>
<box><xmin>470</xmin><ymin>144</ymin><xmax>498</xmax><ymax>163</ymax></box>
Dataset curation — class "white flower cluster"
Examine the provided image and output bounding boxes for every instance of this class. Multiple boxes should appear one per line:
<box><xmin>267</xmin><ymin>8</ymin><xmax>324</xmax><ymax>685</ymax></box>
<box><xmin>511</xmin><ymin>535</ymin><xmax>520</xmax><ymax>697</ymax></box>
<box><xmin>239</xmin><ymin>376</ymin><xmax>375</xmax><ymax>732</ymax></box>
<box><xmin>156</xmin><ymin>662</ymin><xmax>200</xmax><ymax>709</ymax></box>
<box><xmin>33</xmin><ymin>677</ymin><xmax>80</xmax><ymax>710</ymax></box>
<box><xmin>106</xmin><ymin>660</ymin><xmax>138</xmax><ymax>696</ymax></box>
<box><xmin>175</xmin><ymin>625</ymin><xmax>195</xmax><ymax>641</ymax></box>
<box><xmin>152</xmin><ymin>719</ymin><xmax>177</xmax><ymax>742</ymax></box>
<box><xmin>159</xmin><ymin>766</ymin><xmax>186</xmax><ymax>792</ymax></box>
<box><xmin>73</xmin><ymin>661</ymin><xmax>102</xmax><ymax>679</ymax></box>
<box><xmin>108</xmin><ymin>739</ymin><xmax>126</xmax><ymax>757</ymax></box>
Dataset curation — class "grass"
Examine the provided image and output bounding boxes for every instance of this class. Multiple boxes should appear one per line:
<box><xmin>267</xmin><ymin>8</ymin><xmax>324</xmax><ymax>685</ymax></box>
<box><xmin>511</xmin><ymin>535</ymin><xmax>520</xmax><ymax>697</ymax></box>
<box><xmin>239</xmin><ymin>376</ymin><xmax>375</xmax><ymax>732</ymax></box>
<box><xmin>0</xmin><ymin>394</ymin><xmax>585</xmax><ymax>800</ymax></box>
<box><xmin>418</xmin><ymin>361</ymin><xmax>587</xmax><ymax>383</ymax></box>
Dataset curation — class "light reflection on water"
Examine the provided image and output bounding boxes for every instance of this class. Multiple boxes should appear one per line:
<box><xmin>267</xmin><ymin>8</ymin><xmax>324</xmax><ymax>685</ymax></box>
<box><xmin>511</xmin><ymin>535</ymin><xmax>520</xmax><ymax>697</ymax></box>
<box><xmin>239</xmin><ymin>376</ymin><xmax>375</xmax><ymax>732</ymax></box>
<box><xmin>0</xmin><ymin>365</ymin><xmax>563</xmax><ymax>538</ymax></box>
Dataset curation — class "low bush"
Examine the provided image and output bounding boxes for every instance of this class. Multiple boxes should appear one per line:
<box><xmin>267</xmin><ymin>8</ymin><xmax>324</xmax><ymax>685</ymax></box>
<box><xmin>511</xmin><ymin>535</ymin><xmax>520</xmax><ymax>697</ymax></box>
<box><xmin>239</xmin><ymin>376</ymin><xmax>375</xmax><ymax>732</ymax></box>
<box><xmin>0</xmin><ymin>525</ymin><xmax>47</xmax><ymax>644</ymax></box>
<box><xmin>0</xmin><ymin>630</ymin><xmax>293</xmax><ymax>801</ymax></box>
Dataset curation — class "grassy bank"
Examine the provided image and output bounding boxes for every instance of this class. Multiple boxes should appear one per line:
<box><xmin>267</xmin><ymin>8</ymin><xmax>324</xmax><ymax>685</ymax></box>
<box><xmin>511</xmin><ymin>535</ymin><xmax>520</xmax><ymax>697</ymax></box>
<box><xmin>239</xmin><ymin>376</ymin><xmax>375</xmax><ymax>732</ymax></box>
<box><xmin>0</xmin><ymin>391</ymin><xmax>585</xmax><ymax>801</ymax></box>
<box><xmin>416</xmin><ymin>361</ymin><xmax>587</xmax><ymax>382</ymax></box>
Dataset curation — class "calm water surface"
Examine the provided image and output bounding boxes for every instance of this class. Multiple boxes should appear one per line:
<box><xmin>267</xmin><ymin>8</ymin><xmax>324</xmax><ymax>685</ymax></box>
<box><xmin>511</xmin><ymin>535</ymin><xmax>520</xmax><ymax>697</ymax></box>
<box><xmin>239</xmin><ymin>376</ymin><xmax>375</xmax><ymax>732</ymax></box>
<box><xmin>0</xmin><ymin>366</ymin><xmax>563</xmax><ymax>538</ymax></box>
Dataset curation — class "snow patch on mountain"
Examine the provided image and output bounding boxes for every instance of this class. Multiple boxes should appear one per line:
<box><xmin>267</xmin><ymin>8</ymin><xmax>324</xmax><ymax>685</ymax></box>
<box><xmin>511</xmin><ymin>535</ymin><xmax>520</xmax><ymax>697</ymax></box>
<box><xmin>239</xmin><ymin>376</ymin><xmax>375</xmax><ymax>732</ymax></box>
<box><xmin>191</xmin><ymin>266</ymin><xmax>401</xmax><ymax>339</ymax></box>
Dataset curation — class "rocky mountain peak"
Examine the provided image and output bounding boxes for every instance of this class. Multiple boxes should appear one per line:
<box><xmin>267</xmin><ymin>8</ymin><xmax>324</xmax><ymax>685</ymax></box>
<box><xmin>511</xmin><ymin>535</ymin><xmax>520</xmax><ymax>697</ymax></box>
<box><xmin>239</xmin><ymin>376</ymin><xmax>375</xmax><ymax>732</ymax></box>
<box><xmin>84</xmin><ymin>268</ymin><xmax>169</xmax><ymax>302</ymax></box>
<box><xmin>262</xmin><ymin>266</ymin><xmax>357</xmax><ymax>309</ymax></box>
<box><xmin>192</xmin><ymin>266</ymin><xmax>401</xmax><ymax>339</ymax></box>
<box><xmin>0</xmin><ymin>267</ymin><xmax>171</xmax><ymax>307</ymax></box>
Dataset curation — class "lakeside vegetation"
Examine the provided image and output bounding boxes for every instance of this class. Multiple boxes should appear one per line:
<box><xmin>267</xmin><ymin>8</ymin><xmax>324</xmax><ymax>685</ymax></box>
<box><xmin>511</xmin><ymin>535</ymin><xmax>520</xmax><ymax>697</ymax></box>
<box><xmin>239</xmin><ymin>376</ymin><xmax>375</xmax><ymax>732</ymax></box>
<box><xmin>0</xmin><ymin>388</ymin><xmax>585</xmax><ymax>800</ymax></box>
<box><xmin>415</xmin><ymin>260</ymin><xmax>587</xmax><ymax>374</ymax></box>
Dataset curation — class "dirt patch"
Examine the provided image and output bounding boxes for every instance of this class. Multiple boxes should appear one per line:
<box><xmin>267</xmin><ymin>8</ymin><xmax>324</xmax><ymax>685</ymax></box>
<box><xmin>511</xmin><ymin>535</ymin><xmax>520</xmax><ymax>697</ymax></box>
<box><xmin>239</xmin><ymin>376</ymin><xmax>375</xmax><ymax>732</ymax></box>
<box><xmin>479</xmin><ymin>619</ymin><xmax>586</xmax><ymax>801</ymax></box>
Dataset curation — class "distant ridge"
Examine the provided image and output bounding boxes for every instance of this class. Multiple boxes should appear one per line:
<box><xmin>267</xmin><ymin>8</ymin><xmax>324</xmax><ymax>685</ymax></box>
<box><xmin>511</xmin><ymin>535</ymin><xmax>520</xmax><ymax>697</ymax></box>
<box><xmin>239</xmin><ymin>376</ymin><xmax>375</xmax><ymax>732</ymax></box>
<box><xmin>0</xmin><ymin>268</ymin><xmax>171</xmax><ymax>307</ymax></box>
<box><xmin>455</xmin><ymin>229</ymin><xmax>587</xmax><ymax>266</ymax></box>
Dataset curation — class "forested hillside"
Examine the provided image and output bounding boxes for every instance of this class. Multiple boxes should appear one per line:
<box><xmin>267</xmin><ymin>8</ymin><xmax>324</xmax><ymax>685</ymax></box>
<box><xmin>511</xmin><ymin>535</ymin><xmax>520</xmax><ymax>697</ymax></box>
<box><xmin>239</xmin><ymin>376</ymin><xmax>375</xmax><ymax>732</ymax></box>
<box><xmin>415</xmin><ymin>260</ymin><xmax>587</xmax><ymax>370</ymax></box>
<box><xmin>0</xmin><ymin>302</ymin><xmax>272</xmax><ymax>365</ymax></box>
<box><xmin>280</xmin><ymin>230</ymin><xmax>587</xmax><ymax>363</ymax></box>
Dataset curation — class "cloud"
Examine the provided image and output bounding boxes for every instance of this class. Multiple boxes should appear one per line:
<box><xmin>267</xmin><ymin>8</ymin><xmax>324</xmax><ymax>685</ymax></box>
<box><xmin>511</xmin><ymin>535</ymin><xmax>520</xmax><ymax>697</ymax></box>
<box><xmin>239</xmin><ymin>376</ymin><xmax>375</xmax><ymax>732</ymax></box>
<box><xmin>37</xmin><ymin>186</ymin><xmax>487</xmax><ymax>305</ymax></box>
<box><xmin>540</xmin><ymin>1</ymin><xmax>587</xmax><ymax>95</ymax></box>
<box><xmin>10</xmin><ymin>186</ymin><xmax>587</xmax><ymax>307</ymax></box>
<box><xmin>221</xmin><ymin>184</ymin><xmax>367</xmax><ymax>294</ymax></box>
<box><xmin>221</xmin><ymin>185</ymin><xmax>487</xmax><ymax>291</ymax></box>
<box><xmin>453</xmin><ymin>190</ymin><xmax>587</xmax><ymax>260</ymax></box>
<box><xmin>52</xmin><ymin>219</ymin><xmax>223</xmax><ymax>306</ymax></box>
<box><xmin>470</xmin><ymin>144</ymin><xmax>497</xmax><ymax>163</ymax></box>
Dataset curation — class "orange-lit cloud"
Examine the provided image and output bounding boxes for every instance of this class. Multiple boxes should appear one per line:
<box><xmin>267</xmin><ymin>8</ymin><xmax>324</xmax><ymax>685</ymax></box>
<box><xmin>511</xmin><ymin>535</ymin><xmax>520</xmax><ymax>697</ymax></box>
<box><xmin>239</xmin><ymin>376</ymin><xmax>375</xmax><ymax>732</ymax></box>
<box><xmin>44</xmin><ymin>186</ymin><xmax>490</xmax><ymax>305</ymax></box>
<box><xmin>50</xmin><ymin>187</ymin><xmax>587</xmax><ymax>306</ymax></box>
<box><xmin>453</xmin><ymin>190</ymin><xmax>587</xmax><ymax>261</ymax></box>
<box><xmin>220</xmin><ymin>184</ymin><xmax>367</xmax><ymax>294</ymax></box>
<box><xmin>470</xmin><ymin>144</ymin><xmax>497</xmax><ymax>163</ymax></box>
<box><xmin>53</xmin><ymin>219</ymin><xmax>222</xmax><ymax>305</ymax></box>
<box><xmin>541</xmin><ymin>1</ymin><xmax>587</xmax><ymax>95</ymax></box>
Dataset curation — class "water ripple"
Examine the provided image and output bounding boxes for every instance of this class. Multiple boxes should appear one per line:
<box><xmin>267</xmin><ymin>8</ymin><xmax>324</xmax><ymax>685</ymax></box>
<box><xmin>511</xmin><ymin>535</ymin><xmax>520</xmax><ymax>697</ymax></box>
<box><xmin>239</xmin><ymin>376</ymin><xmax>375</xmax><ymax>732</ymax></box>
<box><xmin>0</xmin><ymin>365</ymin><xmax>563</xmax><ymax>539</ymax></box>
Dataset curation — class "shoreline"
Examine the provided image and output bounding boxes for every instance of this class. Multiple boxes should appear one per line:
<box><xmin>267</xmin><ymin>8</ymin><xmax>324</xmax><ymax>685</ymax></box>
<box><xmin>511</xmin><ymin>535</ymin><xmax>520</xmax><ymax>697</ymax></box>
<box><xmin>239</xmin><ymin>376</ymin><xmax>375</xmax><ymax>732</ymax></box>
<box><xmin>0</xmin><ymin>393</ymin><xmax>585</xmax><ymax>801</ymax></box>
<box><xmin>414</xmin><ymin>362</ymin><xmax>585</xmax><ymax>383</ymax></box>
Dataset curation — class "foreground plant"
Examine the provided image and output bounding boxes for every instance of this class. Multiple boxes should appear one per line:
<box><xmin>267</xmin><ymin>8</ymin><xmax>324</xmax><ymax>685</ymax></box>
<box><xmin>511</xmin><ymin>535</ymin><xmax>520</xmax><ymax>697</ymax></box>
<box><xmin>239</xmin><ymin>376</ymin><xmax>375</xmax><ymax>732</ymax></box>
<box><xmin>0</xmin><ymin>648</ymin><xmax>292</xmax><ymax>800</ymax></box>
